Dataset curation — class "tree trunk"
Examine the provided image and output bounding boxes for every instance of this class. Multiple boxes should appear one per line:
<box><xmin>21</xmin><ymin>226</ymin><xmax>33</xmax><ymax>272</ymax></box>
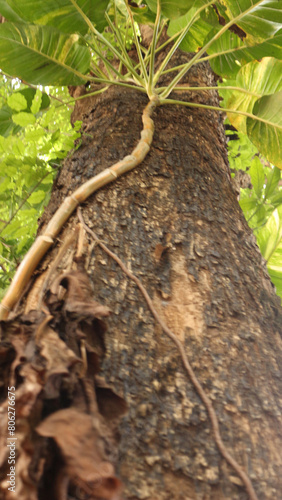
<box><xmin>0</xmin><ymin>56</ymin><xmax>282</xmax><ymax>500</ymax></box>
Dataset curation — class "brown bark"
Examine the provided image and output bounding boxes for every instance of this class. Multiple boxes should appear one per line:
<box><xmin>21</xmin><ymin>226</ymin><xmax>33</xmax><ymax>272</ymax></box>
<box><xmin>0</xmin><ymin>54</ymin><xmax>282</xmax><ymax>500</ymax></box>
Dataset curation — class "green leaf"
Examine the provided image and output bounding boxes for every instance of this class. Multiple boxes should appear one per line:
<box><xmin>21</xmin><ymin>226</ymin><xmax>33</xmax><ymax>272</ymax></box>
<box><xmin>255</xmin><ymin>205</ymin><xmax>267</xmax><ymax>225</ymax></box>
<box><xmin>0</xmin><ymin>105</ymin><xmax>21</xmax><ymax>137</ymax></box>
<box><xmin>226</xmin><ymin>58</ymin><xmax>282</xmax><ymax>135</ymax></box>
<box><xmin>0</xmin><ymin>177</ymin><xmax>11</xmax><ymax>193</ymax></box>
<box><xmin>0</xmin><ymin>88</ymin><xmax>50</xmax><ymax>137</ymax></box>
<box><xmin>249</xmin><ymin>156</ymin><xmax>265</xmax><ymax>198</ymax></box>
<box><xmin>246</xmin><ymin>90</ymin><xmax>282</xmax><ymax>169</ymax></box>
<box><xmin>146</xmin><ymin>0</ymin><xmax>194</xmax><ymax>18</ymax></box>
<box><xmin>30</xmin><ymin>89</ymin><xmax>42</xmax><ymax>114</ymax></box>
<box><xmin>28</xmin><ymin>190</ymin><xmax>46</xmax><ymax>204</ymax></box>
<box><xmin>239</xmin><ymin>198</ymin><xmax>257</xmax><ymax>211</ymax></box>
<box><xmin>256</xmin><ymin>205</ymin><xmax>282</xmax><ymax>261</ymax></box>
<box><xmin>16</xmin><ymin>88</ymin><xmax>50</xmax><ymax>112</ymax></box>
<box><xmin>126</xmin><ymin>3</ymin><xmax>156</xmax><ymax>23</ymax></box>
<box><xmin>0</xmin><ymin>0</ymin><xmax>110</xmax><ymax>35</ymax></box>
<box><xmin>0</xmin><ymin>23</ymin><xmax>90</xmax><ymax>85</ymax></box>
<box><xmin>206</xmin><ymin>26</ymin><xmax>282</xmax><ymax>79</ymax></box>
<box><xmin>268</xmin><ymin>267</ymin><xmax>282</xmax><ymax>300</ymax></box>
<box><xmin>167</xmin><ymin>7</ymin><xmax>216</xmax><ymax>52</ymax></box>
<box><xmin>25</xmin><ymin>128</ymin><xmax>46</xmax><ymax>141</ymax></box>
<box><xmin>0</xmin><ymin>1</ymin><xmax>25</xmax><ymax>22</ymax></box>
<box><xmin>7</xmin><ymin>93</ymin><xmax>27</xmax><ymax>112</ymax></box>
<box><xmin>207</xmin><ymin>29</ymin><xmax>282</xmax><ymax>79</ymax></box>
<box><xmin>221</xmin><ymin>0</ymin><xmax>282</xmax><ymax>42</ymax></box>
<box><xmin>51</xmin><ymin>130</ymin><xmax>61</xmax><ymax>143</ymax></box>
<box><xmin>264</xmin><ymin>167</ymin><xmax>281</xmax><ymax>199</ymax></box>
<box><xmin>12</xmin><ymin>112</ymin><xmax>36</xmax><ymax>127</ymax></box>
<box><xmin>207</xmin><ymin>30</ymin><xmax>253</xmax><ymax>78</ymax></box>
<box><xmin>269</xmin><ymin>191</ymin><xmax>282</xmax><ymax>207</ymax></box>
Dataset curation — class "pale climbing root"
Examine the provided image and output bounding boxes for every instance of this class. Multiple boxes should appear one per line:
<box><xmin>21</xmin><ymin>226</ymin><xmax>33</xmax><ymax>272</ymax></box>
<box><xmin>77</xmin><ymin>208</ymin><xmax>259</xmax><ymax>500</ymax></box>
<box><xmin>0</xmin><ymin>96</ymin><xmax>159</xmax><ymax>321</ymax></box>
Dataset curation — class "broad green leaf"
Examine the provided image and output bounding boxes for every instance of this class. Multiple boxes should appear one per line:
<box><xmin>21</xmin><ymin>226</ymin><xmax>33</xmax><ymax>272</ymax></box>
<box><xmin>246</xmin><ymin>28</ymin><xmax>282</xmax><ymax>61</ymax></box>
<box><xmin>220</xmin><ymin>0</ymin><xmax>282</xmax><ymax>42</ymax></box>
<box><xmin>7</xmin><ymin>93</ymin><xmax>27</xmax><ymax>112</ymax></box>
<box><xmin>264</xmin><ymin>167</ymin><xmax>281</xmax><ymax>199</ymax></box>
<box><xmin>207</xmin><ymin>28</ymin><xmax>282</xmax><ymax>79</ymax></box>
<box><xmin>205</xmin><ymin>30</ymin><xmax>282</xmax><ymax>78</ymax></box>
<box><xmin>0</xmin><ymin>177</ymin><xmax>11</xmax><ymax>193</ymax></box>
<box><xmin>207</xmin><ymin>31</ymin><xmax>253</xmax><ymax>78</ymax></box>
<box><xmin>226</xmin><ymin>58</ymin><xmax>282</xmax><ymax>134</ymax></box>
<box><xmin>0</xmin><ymin>218</ymin><xmax>22</xmax><ymax>239</ymax></box>
<box><xmin>239</xmin><ymin>198</ymin><xmax>257</xmax><ymax>211</ymax></box>
<box><xmin>28</xmin><ymin>190</ymin><xmax>46</xmax><ymax>204</ymax></box>
<box><xmin>256</xmin><ymin>205</ymin><xmax>282</xmax><ymax>260</ymax></box>
<box><xmin>0</xmin><ymin>0</ymin><xmax>110</xmax><ymax>35</ymax></box>
<box><xmin>167</xmin><ymin>7</ymin><xmax>216</xmax><ymax>52</ymax></box>
<box><xmin>25</xmin><ymin>128</ymin><xmax>46</xmax><ymax>141</ymax></box>
<box><xmin>0</xmin><ymin>1</ymin><xmax>25</xmax><ymax>22</ymax></box>
<box><xmin>249</xmin><ymin>156</ymin><xmax>265</xmax><ymax>198</ymax></box>
<box><xmin>51</xmin><ymin>130</ymin><xmax>61</xmax><ymax>143</ymax></box>
<box><xmin>30</xmin><ymin>89</ymin><xmax>42</xmax><ymax>114</ymax></box>
<box><xmin>268</xmin><ymin>268</ymin><xmax>282</xmax><ymax>300</ymax></box>
<box><xmin>202</xmin><ymin>0</ymin><xmax>282</xmax><ymax>78</ymax></box>
<box><xmin>269</xmin><ymin>191</ymin><xmax>282</xmax><ymax>207</ymax></box>
<box><xmin>146</xmin><ymin>0</ymin><xmax>195</xmax><ymax>18</ymax></box>
<box><xmin>0</xmin><ymin>105</ymin><xmax>21</xmax><ymax>137</ymax></box>
<box><xmin>127</xmin><ymin>4</ymin><xmax>156</xmax><ymax>23</ymax></box>
<box><xmin>0</xmin><ymin>89</ymin><xmax>50</xmax><ymax>137</ymax></box>
<box><xmin>12</xmin><ymin>225</ymin><xmax>34</xmax><ymax>239</ymax></box>
<box><xmin>15</xmin><ymin>88</ymin><xmax>50</xmax><ymax>112</ymax></box>
<box><xmin>254</xmin><ymin>205</ymin><xmax>267</xmax><ymax>225</ymax></box>
<box><xmin>0</xmin><ymin>23</ymin><xmax>90</xmax><ymax>85</ymax></box>
<box><xmin>12</xmin><ymin>112</ymin><xmax>36</xmax><ymax>127</ymax></box>
<box><xmin>246</xmin><ymin>90</ymin><xmax>282</xmax><ymax>169</ymax></box>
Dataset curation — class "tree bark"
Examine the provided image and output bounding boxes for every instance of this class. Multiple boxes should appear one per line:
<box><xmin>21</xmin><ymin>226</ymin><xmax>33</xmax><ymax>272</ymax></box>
<box><xmin>0</xmin><ymin>56</ymin><xmax>282</xmax><ymax>500</ymax></box>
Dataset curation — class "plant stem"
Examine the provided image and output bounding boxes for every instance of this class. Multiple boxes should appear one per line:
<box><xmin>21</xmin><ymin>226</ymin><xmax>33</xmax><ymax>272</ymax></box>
<box><xmin>125</xmin><ymin>1</ymin><xmax>148</xmax><ymax>85</ymax></box>
<box><xmin>161</xmin><ymin>0</ymin><xmax>266</xmax><ymax>98</ymax></box>
<box><xmin>153</xmin><ymin>0</ymin><xmax>214</xmax><ymax>87</ymax></box>
<box><xmin>105</xmin><ymin>12</ymin><xmax>143</xmax><ymax>83</ymax></box>
<box><xmin>83</xmin><ymin>37</ymin><xmax>121</xmax><ymax>81</ymax></box>
<box><xmin>158</xmin><ymin>85</ymin><xmax>261</xmax><ymax>98</ymax></box>
<box><xmin>62</xmin><ymin>81</ymin><xmax>147</xmax><ymax>108</ymax></box>
<box><xmin>147</xmin><ymin>0</ymin><xmax>161</xmax><ymax>98</ymax></box>
<box><xmin>159</xmin><ymin>98</ymin><xmax>282</xmax><ymax>131</ymax></box>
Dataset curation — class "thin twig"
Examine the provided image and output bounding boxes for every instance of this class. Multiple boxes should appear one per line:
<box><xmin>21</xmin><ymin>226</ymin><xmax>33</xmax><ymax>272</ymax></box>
<box><xmin>77</xmin><ymin>207</ymin><xmax>258</xmax><ymax>500</ymax></box>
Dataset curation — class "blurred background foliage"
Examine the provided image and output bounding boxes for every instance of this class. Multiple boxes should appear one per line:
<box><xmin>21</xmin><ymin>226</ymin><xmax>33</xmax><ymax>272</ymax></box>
<box><xmin>0</xmin><ymin>78</ymin><xmax>81</xmax><ymax>295</ymax></box>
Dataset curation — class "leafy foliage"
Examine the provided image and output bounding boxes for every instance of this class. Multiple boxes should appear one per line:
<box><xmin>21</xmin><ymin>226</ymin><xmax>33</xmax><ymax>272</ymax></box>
<box><xmin>226</xmin><ymin>125</ymin><xmax>282</xmax><ymax>299</ymax></box>
<box><xmin>0</xmin><ymin>80</ymin><xmax>81</xmax><ymax>295</ymax></box>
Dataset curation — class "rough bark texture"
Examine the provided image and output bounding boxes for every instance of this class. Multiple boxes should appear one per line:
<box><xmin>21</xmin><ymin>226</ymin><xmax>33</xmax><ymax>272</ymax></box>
<box><xmin>1</xmin><ymin>53</ymin><xmax>282</xmax><ymax>500</ymax></box>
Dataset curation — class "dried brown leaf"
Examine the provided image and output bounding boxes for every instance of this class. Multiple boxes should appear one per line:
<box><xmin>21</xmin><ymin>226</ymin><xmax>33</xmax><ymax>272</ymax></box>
<box><xmin>36</xmin><ymin>408</ymin><xmax>122</xmax><ymax>499</ymax></box>
<box><xmin>51</xmin><ymin>271</ymin><xmax>111</xmax><ymax>319</ymax></box>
